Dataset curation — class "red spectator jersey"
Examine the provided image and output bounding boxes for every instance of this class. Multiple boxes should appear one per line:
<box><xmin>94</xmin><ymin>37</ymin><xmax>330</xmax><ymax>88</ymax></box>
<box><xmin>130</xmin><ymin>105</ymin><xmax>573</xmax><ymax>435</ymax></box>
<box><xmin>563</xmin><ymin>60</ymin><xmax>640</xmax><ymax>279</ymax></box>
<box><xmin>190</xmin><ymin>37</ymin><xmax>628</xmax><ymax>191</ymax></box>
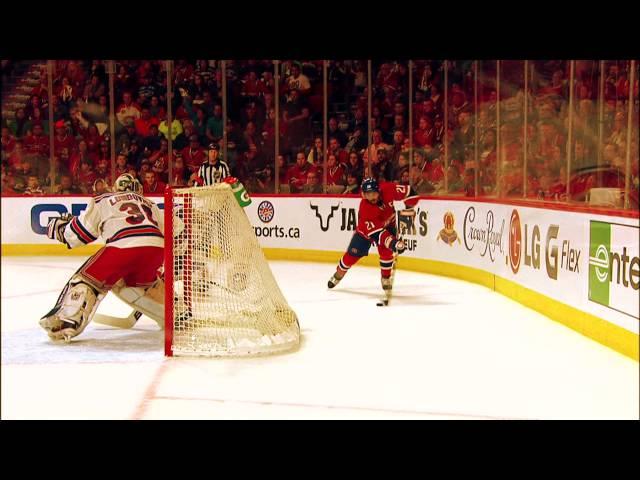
<box><xmin>1</xmin><ymin>134</ymin><xmax>16</xmax><ymax>154</ymax></box>
<box><xmin>23</xmin><ymin>134</ymin><xmax>49</xmax><ymax>156</ymax></box>
<box><xmin>327</xmin><ymin>164</ymin><xmax>346</xmax><ymax>185</ymax></box>
<box><xmin>77</xmin><ymin>170</ymin><xmax>97</xmax><ymax>190</ymax></box>
<box><xmin>143</xmin><ymin>180</ymin><xmax>167</xmax><ymax>195</ymax></box>
<box><xmin>54</xmin><ymin>134</ymin><xmax>77</xmax><ymax>156</ymax></box>
<box><xmin>181</xmin><ymin>147</ymin><xmax>206</xmax><ymax>173</ymax></box>
<box><xmin>287</xmin><ymin>163</ymin><xmax>310</xmax><ymax>191</ymax></box>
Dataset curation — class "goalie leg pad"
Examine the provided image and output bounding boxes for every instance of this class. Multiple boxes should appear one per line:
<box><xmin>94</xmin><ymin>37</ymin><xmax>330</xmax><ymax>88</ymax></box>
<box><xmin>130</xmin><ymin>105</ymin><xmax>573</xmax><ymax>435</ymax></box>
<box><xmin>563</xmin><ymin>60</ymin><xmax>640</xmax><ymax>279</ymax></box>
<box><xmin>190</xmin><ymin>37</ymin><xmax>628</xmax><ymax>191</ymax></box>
<box><xmin>111</xmin><ymin>277</ymin><xmax>165</xmax><ymax>328</ymax></box>
<box><xmin>40</xmin><ymin>275</ymin><xmax>106</xmax><ymax>341</ymax></box>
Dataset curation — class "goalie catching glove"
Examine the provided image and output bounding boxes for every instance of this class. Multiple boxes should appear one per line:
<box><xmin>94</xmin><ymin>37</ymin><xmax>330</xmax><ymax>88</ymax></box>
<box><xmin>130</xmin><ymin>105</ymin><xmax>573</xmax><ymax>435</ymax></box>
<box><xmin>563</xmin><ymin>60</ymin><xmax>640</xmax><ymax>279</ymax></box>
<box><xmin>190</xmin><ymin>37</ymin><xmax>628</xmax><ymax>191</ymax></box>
<box><xmin>47</xmin><ymin>213</ymin><xmax>73</xmax><ymax>245</ymax></box>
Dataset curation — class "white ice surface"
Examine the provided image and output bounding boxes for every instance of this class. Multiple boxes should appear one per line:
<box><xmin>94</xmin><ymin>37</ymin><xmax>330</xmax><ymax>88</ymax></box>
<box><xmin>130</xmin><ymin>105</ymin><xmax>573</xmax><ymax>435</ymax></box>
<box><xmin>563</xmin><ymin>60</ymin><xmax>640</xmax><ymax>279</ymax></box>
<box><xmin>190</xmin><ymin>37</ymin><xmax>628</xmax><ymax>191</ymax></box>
<box><xmin>2</xmin><ymin>256</ymin><xmax>638</xmax><ymax>419</ymax></box>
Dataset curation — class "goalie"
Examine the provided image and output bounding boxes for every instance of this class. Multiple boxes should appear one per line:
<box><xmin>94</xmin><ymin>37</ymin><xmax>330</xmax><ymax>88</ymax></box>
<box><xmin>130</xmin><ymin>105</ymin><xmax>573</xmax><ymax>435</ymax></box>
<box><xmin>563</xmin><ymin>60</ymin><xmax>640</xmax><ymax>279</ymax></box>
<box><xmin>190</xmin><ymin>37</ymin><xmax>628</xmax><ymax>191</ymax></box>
<box><xmin>327</xmin><ymin>177</ymin><xmax>419</xmax><ymax>294</ymax></box>
<box><xmin>40</xmin><ymin>173</ymin><xmax>165</xmax><ymax>341</ymax></box>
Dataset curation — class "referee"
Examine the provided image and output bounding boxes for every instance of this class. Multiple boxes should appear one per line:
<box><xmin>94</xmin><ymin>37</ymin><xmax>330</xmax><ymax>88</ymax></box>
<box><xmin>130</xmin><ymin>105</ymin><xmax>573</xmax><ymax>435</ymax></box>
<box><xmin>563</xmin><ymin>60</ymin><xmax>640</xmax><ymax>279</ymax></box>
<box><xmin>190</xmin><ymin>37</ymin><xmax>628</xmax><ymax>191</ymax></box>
<box><xmin>195</xmin><ymin>143</ymin><xmax>231</xmax><ymax>186</ymax></box>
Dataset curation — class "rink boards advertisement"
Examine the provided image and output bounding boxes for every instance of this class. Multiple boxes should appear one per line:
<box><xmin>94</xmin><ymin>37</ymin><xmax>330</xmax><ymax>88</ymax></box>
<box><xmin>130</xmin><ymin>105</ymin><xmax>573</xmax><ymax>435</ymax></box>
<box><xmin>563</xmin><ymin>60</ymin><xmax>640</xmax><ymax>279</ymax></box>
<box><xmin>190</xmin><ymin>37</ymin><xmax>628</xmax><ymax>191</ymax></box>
<box><xmin>2</xmin><ymin>195</ymin><xmax>638</xmax><ymax>336</ymax></box>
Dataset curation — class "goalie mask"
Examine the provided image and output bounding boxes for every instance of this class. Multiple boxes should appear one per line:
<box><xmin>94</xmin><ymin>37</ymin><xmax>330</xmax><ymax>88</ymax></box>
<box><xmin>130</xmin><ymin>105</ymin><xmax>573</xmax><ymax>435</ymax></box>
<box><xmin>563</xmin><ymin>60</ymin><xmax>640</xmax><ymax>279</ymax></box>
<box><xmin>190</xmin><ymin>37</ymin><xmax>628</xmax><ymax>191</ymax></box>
<box><xmin>114</xmin><ymin>173</ymin><xmax>142</xmax><ymax>195</ymax></box>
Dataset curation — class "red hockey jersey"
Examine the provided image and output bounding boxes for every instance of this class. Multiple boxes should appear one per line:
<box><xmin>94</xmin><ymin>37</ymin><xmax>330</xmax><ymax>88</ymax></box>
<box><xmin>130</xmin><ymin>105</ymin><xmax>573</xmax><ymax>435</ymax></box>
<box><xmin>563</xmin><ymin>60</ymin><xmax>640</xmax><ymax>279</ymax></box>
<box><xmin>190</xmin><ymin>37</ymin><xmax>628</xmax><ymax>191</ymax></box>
<box><xmin>356</xmin><ymin>182</ymin><xmax>419</xmax><ymax>239</ymax></box>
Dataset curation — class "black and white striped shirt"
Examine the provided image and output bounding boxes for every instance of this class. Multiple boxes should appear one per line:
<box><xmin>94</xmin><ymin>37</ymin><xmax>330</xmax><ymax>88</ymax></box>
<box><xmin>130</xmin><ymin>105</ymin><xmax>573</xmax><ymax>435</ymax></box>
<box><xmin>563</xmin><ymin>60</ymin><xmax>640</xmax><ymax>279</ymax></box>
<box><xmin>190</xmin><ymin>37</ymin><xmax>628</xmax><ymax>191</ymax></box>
<box><xmin>197</xmin><ymin>160</ymin><xmax>231</xmax><ymax>186</ymax></box>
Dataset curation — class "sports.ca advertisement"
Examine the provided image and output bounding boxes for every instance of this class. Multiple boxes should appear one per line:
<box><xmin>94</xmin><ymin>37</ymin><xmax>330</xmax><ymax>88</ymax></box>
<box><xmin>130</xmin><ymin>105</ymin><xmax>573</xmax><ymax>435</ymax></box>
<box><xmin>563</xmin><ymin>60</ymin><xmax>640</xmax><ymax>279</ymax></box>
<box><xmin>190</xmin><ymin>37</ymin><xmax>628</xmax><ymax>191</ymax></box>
<box><xmin>245</xmin><ymin>197</ymin><xmax>360</xmax><ymax>251</ymax></box>
<box><xmin>250</xmin><ymin>199</ymin><xmax>302</xmax><ymax>242</ymax></box>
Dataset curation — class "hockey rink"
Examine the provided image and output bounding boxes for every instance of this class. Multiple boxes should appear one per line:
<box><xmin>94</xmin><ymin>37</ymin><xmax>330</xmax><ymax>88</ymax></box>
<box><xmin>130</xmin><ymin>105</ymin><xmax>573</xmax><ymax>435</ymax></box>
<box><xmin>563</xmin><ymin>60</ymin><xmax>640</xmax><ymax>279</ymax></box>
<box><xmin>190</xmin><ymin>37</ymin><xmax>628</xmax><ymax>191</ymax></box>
<box><xmin>1</xmin><ymin>256</ymin><xmax>638</xmax><ymax>420</ymax></box>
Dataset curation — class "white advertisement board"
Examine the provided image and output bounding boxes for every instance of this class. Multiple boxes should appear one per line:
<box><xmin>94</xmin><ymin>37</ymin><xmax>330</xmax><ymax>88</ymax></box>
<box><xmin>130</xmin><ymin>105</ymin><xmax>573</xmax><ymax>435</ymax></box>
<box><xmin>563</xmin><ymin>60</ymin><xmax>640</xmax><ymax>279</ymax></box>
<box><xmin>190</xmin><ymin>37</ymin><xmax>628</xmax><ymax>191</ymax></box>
<box><xmin>2</xmin><ymin>195</ymin><xmax>638</xmax><ymax>334</ymax></box>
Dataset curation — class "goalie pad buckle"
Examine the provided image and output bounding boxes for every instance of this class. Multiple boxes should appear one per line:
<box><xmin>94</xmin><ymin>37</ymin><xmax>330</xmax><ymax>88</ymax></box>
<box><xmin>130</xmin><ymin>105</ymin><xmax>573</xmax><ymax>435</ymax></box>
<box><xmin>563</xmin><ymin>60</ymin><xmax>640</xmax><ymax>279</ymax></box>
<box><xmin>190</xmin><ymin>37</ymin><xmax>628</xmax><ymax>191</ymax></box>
<box><xmin>40</xmin><ymin>275</ymin><xmax>105</xmax><ymax>341</ymax></box>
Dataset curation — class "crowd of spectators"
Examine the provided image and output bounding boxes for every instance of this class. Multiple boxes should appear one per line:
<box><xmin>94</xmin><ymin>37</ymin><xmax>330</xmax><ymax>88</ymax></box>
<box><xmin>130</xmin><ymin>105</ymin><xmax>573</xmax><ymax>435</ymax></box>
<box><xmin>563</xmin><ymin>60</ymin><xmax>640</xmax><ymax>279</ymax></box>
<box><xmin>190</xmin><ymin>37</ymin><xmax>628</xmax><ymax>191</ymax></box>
<box><xmin>2</xmin><ymin>59</ymin><xmax>638</xmax><ymax>208</ymax></box>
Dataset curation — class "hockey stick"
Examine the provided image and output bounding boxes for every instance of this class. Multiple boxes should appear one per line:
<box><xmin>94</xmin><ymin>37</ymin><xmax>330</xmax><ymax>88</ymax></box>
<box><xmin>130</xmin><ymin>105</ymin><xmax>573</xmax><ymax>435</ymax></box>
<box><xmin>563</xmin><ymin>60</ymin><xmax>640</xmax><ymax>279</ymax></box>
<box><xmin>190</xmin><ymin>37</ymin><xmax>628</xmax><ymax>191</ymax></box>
<box><xmin>376</xmin><ymin>210</ymin><xmax>414</xmax><ymax>306</ymax></box>
<box><xmin>93</xmin><ymin>310</ymin><xmax>142</xmax><ymax>329</ymax></box>
<box><xmin>376</xmin><ymin>239</ymin><xmax>401</xmax><ymax>307</ymax></box>
<box><xmin>92</xmin><ymin>278</ymin><xmax>236</xmax><ymax>328</ymax></box>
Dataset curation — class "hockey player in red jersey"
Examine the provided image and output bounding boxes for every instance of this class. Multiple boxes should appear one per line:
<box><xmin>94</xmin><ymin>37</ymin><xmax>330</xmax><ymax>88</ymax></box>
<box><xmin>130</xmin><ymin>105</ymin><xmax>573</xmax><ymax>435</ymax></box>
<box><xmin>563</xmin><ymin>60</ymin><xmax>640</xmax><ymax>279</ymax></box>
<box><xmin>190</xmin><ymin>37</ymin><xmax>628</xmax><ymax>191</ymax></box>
<box><xmin>40</xmin><ymin>173</ymin><xmax>165</xmax><ymax>341</ymax></box>
<box><xmin>328</xmin><ymin>177</ymin><xmax>419</xmax><ymax>293</ymax></box>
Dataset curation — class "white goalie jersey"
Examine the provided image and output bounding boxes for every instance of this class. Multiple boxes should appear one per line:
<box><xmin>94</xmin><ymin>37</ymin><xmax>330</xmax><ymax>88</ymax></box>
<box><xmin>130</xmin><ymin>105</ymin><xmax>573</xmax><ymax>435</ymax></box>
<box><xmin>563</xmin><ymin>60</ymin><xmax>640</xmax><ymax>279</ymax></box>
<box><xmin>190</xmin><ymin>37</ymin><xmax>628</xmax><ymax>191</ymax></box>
<box><xmin>64</xmin><ymin>191</ymin><xmax>165</xmax><ymax>249</ymax></box>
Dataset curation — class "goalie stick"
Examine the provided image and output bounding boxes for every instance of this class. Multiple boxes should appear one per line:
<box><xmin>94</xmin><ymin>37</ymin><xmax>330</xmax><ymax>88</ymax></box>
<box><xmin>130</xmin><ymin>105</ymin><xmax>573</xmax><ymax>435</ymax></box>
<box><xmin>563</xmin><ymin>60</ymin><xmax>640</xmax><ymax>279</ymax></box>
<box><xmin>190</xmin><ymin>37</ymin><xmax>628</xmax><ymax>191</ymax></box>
<box><xmin>94</xmin><ymin>310</ymin><xmax>142</xmax><ymax>329</ymax></box>
<box><xmin>92</xmin><ymin>277</ymin><xmax>240</xmax><ymax>329</ymax></box>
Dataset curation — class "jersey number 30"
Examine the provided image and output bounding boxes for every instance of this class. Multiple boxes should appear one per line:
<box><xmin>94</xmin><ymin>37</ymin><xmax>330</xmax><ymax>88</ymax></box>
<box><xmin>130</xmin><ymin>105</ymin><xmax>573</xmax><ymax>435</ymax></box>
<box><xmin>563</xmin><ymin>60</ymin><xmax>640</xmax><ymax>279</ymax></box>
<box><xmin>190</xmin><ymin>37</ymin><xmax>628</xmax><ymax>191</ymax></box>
<box><xmin>120</xmin><ymin>202</ymin><xmax>158</xmax><ymax>226</ymax></box>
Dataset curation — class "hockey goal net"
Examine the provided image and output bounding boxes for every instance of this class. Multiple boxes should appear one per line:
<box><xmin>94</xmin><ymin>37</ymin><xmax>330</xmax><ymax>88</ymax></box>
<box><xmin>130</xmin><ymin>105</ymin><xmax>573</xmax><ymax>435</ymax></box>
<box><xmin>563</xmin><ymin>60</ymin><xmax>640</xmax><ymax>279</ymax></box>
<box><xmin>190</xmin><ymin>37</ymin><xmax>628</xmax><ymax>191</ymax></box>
<box><xmin>164</xmin><ymin>183</ymin><xmax>300</xmax><ymax>357</ymax></box>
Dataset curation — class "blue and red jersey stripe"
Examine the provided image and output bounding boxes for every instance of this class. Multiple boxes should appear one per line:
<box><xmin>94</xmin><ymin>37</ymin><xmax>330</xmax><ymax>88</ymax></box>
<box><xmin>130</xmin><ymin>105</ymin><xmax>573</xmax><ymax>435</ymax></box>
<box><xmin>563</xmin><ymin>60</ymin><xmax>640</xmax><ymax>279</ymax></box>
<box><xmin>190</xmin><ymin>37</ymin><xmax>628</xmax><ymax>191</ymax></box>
<box><xmin>106</xmin><ymin>224</ymin><xmax>163</xmax><ymax>244</ymax></box>
<box><xmin>69</xmin><ymin>217</ymin><xmax>98</xmax><ymax>244</ymax></box>
<box><xmin>94</xmin><ymin>192</ymin><xmax>116</xmax><ymax>204</ymax></box>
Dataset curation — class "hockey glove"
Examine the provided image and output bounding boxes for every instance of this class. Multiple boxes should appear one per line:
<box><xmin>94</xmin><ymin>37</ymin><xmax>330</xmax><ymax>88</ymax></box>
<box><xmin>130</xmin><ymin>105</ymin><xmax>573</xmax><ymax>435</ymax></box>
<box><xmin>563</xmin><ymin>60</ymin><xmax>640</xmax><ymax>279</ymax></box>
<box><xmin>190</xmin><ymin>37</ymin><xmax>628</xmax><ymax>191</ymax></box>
<box><xmin>380</xmin><ymin>230</ymin><xmax>407</xmax><ymax>254</ymax></box>
<box><xmin>391</xmin><ymin>237</ymin><xmax>407</xmax><ymax>254</ymax></box>
<box><xmin>47</xmin><ymin>213</ymin><xmax>73</xmax><ymax>244</ymax></box>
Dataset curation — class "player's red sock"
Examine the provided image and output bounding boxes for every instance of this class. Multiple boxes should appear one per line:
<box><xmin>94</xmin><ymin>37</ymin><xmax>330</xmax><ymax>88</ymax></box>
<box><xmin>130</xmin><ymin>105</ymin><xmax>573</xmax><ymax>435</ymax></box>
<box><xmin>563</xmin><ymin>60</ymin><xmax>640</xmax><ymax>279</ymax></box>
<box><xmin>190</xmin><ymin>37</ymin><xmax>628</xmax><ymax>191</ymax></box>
<box><xmin>337</xmin><ymin>253</ymin><xmax>360</xmax><ymax>277</ymax></box>
<box><xmin>379</xmin><ymin>255</ymin><xmax>394</xmax><ymax>278</ymax></box>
